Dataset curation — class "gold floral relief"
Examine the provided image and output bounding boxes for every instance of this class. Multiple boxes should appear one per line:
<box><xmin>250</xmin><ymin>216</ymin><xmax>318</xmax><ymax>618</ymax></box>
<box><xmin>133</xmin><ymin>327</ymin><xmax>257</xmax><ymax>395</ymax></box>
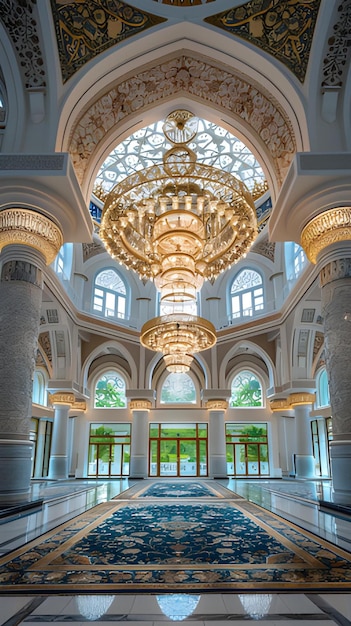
<box><xmin>50</xmin><ymin>0</ymin><xmax>166</xmax><ymax>83</ymax></box>
<box><xmin>205</xmin><ymin>0</ymin><xmax>322</xmax><ymax>83</ymax></box>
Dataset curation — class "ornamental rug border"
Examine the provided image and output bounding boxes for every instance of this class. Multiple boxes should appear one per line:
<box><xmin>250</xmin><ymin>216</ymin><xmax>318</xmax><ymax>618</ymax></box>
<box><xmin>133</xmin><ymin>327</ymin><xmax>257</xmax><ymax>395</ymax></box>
<box><xmin>121</xmin><ymin>480</ymin><xmax>235</xmax><ymax>499</ymax></box>
<box><xmin>1</xmin><ymin>498</ymin><xmax>351</xmax><ymax>593</ymax></box>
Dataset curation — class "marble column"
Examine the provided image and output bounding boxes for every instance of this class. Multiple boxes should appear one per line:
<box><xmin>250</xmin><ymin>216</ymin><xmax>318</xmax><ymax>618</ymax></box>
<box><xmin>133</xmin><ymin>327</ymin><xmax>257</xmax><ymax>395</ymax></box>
<box><xmin>301</xmin><ymin>208</ymin><xmax>351</xmax><ymax>501</ymax></box>
<box><xmin>207</xmin><ymin>400</ymin><xmax>228</xmax><ymax>478</ymax></box>
<box><xmin>129</xmin><ymin>400</ymin><xmax>151</xmax><ymax>478</ymax></box>
<box><xmin>289</xmin><ymin>393</ymin><xmax>316</xmax><ymax>478</ymax></box>
<box><xmin>0</xmin><ymin>208</ymin><xmax>62</xmax><ymax>502</ymax></box>
<box><xmin>270</xmin><ymin>399</ymin><xmax>295</xmax><ymax>477</ymax></box>
<box><xmin>48</xmin><ymin>393</ymin><xmax>75</xmax><ymax>480</ymax></box>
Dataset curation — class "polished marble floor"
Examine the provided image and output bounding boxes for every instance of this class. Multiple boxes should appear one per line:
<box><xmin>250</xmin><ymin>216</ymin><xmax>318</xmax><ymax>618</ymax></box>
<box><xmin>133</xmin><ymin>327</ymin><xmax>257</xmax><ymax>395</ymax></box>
<box><xmin>1</xmin><ymin>477</ymin><xmax>351</xmax><ymax>624</ymax></box>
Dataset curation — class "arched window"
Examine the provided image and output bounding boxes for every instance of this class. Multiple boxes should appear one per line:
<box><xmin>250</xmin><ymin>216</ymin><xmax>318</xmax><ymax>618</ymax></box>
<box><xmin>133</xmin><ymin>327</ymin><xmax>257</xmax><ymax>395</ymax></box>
<box><xmin>230</xmin><ymin>269</ymin><xmax>264</xmax><ymax>319</ymax></box>
<box><xmin>54</xmin><ymin>243</ymin><xmax>73</xmax><ymax>280</ymax></box>
<box><xmin>94</xmin><ymin>370</ymin><xmax>127</xmax><ymax>408</ymax></box>
<box><xmin>93</xmin><ymin>268</ymin><xmax>127</xmax><ymax>319</ymax></box>
<box><xmin>230</xmin><ymin>370</ymin><xmax>263</xmax><ymax>407</ymax></box>
<box><xmin>32</xmin><ymin>370</ymin><xmax>47</xmax><ymax>406</ymax></box>
<box><xmin>160</xmin><ymin>373</ymin><xmax>196</xmax><ymax>404</ymax></box>
<box><xmin>285</xmin><ymin>242</ymin><xmax>307</xmax><ymax>281</ymax></box>
<box><xmin>316</xmin><ymin>368</ymin><xmax>330</xmax><ymax>408</ymax></box>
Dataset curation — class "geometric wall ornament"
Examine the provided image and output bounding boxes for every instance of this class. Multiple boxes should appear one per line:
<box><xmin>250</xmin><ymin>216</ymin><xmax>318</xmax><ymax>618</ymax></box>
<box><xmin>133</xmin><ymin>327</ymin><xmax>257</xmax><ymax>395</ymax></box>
<box><xmin>50</xmin><ymin>0</ymin><xmax>167</xmax><ymax>83</ymax></box>
<box><xmin>205</xmin><ymin>0</ymin><xmax>322</xmax><ymax>83</ymax></box>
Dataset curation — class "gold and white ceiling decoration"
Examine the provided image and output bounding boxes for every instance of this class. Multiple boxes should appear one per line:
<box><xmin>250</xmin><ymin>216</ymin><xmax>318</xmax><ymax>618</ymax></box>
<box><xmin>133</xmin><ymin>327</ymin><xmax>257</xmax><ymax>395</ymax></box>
<box><xmin>99</xmin><ymin>110</ymin><xmax>258</xmax><ymax>372</ymax></box>
<box><xmin>49</xmin><ymin>0</ymin><xmax>322</xmax><ymax>83</ymax></box>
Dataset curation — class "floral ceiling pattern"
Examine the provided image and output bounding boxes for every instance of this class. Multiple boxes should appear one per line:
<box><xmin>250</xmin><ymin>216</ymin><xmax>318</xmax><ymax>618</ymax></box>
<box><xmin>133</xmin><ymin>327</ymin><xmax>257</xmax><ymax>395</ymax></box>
<box><xmin>50</xmin><ymin>0</ymin><xmax>166</xmax><ymax>83</ymax></box>
<box><xmin>205</xmin><ymin>0</ymin><xmax>322</xmax><ymax>83</ymax></box>
<box><xmin>69</xmin><ymin>54</ymin><xmax>296</xmax><ymax>189</ymax></box>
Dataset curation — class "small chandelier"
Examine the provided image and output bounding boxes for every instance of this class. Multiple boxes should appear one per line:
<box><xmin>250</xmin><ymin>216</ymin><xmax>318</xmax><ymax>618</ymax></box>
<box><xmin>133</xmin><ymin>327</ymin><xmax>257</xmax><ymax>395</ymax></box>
<box><xmin>100</xmin><ymin>110</ymin><xmax>257</xmax><ymax>372</ymax></box>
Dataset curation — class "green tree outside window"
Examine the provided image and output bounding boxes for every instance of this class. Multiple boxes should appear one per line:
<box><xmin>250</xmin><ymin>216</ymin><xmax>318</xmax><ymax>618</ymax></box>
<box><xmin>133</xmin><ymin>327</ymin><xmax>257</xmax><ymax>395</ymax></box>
<box><xmin>231</xmin><ymin>371</ymin><xmax>262</xmax><ymax>407</ymax></box>
<box><xmin>94</xmin><ymin>371</ymin><xmax>126</xmax><ymax>408</ymax></box>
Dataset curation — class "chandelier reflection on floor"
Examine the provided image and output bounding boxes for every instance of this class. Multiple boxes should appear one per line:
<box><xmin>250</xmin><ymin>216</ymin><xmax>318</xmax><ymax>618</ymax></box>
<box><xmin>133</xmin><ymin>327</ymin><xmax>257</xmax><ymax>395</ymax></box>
<box><xmin>100</xmin><ymin>110</ymin><xmax>258</xmax><ymax>372</ymax></box>
<box><xmin>239</xmin><ymin>594</ymin><xmax>273</xmax><ymax>619</ymax></box>
<box><xmin>156</xmin><ymin>593</ymin><xmax>201</xmax><ymax>620</ymax></box>
<box><xmin>76</xmin><ymin>595</ymin><xmax>115</xmax><ymax>620</ymax></box>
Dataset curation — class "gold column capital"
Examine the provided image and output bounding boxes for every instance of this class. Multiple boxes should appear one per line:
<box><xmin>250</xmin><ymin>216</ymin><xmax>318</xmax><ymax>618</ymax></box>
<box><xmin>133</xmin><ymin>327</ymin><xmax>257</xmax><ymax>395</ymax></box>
<box><xmin>0</xmin><ymin>208</ymin><xmax>63</xmax><ymax>265</ymax></box>
<box><xmin>206</xmin><ymin>399</ymin><xmax>228</xmax><ymax>411</ymax></box>
<box><xmin>269</xmin><ymin>398</ymin><xmax>292</xmax><ymax>412</ymax></box>
<box><xmin>49</xmin><ymin>392</ymin><xmax>75</xmax><ymax>407</ymax></box>
<box><xmin>288</xmin><ymin>392</ymin><xmax>315</xmax><ymax>407</ymax></box>
<box><xmin>301</xmin><ymin>207</ymin><xmax>351</xmax><ymax>264</ymax></box>
<box><xmin>71</xmin><ymin>400</ymin><xmax>86</xmax><ymax>412</ymax></box>
<box><xmin>129</xmin><ymin>399</ymin><xmax>152</xmax><ymax>411</ymax></box>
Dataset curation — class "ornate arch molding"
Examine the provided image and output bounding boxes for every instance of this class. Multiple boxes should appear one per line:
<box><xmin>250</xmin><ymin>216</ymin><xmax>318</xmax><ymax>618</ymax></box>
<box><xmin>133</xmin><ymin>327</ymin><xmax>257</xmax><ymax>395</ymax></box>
<box><xmin>68</xmin><ymin>53</ymin><xmax>297</xmax><ymax>192</ymax></box>
<box><xmin>219</xmin><ymin>340</ymin><xmax>276</xmax><ymax>390</ymax></box>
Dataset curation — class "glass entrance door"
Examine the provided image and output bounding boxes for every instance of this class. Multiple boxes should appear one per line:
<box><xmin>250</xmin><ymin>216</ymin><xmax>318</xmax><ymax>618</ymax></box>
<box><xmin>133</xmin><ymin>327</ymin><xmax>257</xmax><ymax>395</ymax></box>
<box><xmin>88</xmin><ymin>423</ymin><xmax>131</xmax><ymax>477</ymax></box>
<box><xmin>149</xmin><ymin>424</ymin><xmax>208</xmax><ymax>477</ymax></box>
<box><xmin>226</xmin><ymin>423</ymin><xmax>269</xmax><ymax>476</ymax></box>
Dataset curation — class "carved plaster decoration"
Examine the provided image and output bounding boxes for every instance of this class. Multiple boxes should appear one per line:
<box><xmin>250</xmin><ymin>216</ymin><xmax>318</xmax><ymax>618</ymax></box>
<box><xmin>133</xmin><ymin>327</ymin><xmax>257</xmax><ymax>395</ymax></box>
<box><xmin>129</xmin><ymin>399</ymin><xmax>152</xmax><ymax>411</ymax></box>
<box><xmin>0</xmin><ymin>0</ymin><xmax>46</xmax><ymax>89</ymax></box>
<box><xmin>205</xmin><ymin>0</ymin><xmax>321</xmax><ymax>83</ymax></box>
<box><xmin>269</xmin><ymin>398</ymin><xmax>291</xmax><ymax>412</ymax></box>
<box><xmin>69</xmin><ymin>55</ymin><xmax>296</xmax><ymax>188</ymax></box>
<box><xmin>50</xmin><ymin>0</ymin><xmax>166</xmax><ymax>83</ymax></box>
<box><xmin>0</xmin><ymin>154</ymin><xmax>65</xmax><ymax>170</ymax></box>
<box><xmin>152</xmin><ymin>0</ymin><xmax>214</xmax><ymax>4</ymax></box>
<box><xmin>49</xmin><ymin>392</ymin><xmax>75</xmax><ymax>406</ymax></box>
<box><xmin>322</xmin><ymin>0</ymin><xmax>351</xmax><ymax>89</ymax></box>
<box><xmin>0</xmin><ymin>209</ymin><xmax>63</xmax><ymax>265</ymax></box>
<box><xmin>82</xmin><ymin>241</ymin><xmax>106</xmax><ymax>262</ymax></box>
<box><xmin>301</xmin><ymin>207</ymin><xmax>351</xmax><ymax>264</ymax></box>
<box><xmin>315</xmin><ymin>349</ymin><xmax>325</xmax><ymax>371</ymax></box>
<box><xmin>251</xmin><ymin>234</ymin><xmax>275</xmax><ymax>261</ymax></box>
<box><xmin>71</xmin><ymin>400</ymin><xmax>87</xmax><ymax>412</ymax></box>
<box><xmin>38</xmin><ymin>331</ymin><xmax>52</xmax><ymax>364</ymax></box>
<box><xmin>320</xmin><ymin>258</ymin><xmax>351</xmax><ymax>289</ymax></box>
<box><xmin>206</xmin><ymin>399</ymin><xmax>228</xmax><ymax>410</ymax></box>
<box><xmin>313</xmin><ymin>331</ymin><xmax>324</xmax><ymax>361</ymax></box>
<box><xmin>1</xmin><ymin>260</ymin><xmax>42</xmax><ymax>288</ymax></box>
<box><xmin>289</xmin><ymin>392</ymin><xmax>315</xmax><ymax>406</ymax></box>
<box><xmin>35</xmin><ymin>348</ymin><xmax>46</xmax><ymax>369</ymax></box>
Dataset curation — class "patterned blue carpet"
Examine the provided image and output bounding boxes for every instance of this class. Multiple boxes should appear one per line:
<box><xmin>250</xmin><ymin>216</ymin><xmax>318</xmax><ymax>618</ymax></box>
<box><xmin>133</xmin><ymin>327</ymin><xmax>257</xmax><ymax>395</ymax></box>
<box><xmin>1</xmin><ymin>481</ymin><xmax>351</xmax><ymax>593</ymax></box>
<box><xmin>137</xmin><ymin>481</ymin><xmax>218</xmax><ymax>498</ymax></box>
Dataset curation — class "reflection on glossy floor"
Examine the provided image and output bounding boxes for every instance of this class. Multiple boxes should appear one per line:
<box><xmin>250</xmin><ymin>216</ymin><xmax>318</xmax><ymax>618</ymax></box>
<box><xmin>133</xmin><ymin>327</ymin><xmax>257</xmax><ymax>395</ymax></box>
<box><xmin>1</xmin><ymin>477</ymin><xmax>351</xmax><ymax>624</ymax></box>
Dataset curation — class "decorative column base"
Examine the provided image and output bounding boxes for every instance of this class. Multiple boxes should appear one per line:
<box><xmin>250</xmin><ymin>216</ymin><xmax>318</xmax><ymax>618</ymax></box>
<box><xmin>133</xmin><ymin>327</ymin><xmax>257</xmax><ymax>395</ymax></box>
<box><xmin>48</xmin><ymin>454</ymin><xmax>69</xmax><ymax>480</ymax></box>
<box><xmin>330</xmin><ymin>441</ymin><xmax>351</xmax><ymax>504</ymax></box>
<box><xmin>0</xmin><ymin>440</ymin><xmax>34</xmax><ymax>502</ymax></box>
<box><xmin>295</xmin><ymin>454</ymin><xmax>316</xmax><ymax>479</ymax></box>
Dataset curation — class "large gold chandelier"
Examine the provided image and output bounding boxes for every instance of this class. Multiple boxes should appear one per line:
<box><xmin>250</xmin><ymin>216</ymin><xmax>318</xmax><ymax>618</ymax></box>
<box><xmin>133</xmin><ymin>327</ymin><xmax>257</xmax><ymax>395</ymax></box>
<box><xmin>100</xmin><ymin>111</ymin><xmax>258</xmax><ymax>372</ymax></box>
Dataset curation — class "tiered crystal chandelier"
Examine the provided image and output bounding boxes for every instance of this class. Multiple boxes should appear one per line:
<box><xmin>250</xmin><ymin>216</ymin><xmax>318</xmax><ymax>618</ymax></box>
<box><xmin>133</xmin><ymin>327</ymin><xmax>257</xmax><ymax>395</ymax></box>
<box><xmin>100</xmin><ymin>110</ymin><xmax>258</xmax><ymax>372</ymax></box>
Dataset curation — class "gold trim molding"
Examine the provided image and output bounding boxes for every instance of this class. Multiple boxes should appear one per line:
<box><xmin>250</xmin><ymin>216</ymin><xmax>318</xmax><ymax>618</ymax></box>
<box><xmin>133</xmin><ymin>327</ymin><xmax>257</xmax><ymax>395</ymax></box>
<box><xmin>206</xmin><ymin>400</ymin><xmax>228</xmax><ymax>411</ymax></box>
<box><xmin>129</xmin><ymin>399</ymin><xmax>152</xmax><ymax>411</ymax></box>
<box><xmin>289</xmin><ymin>392</ymin><xmax>315</xmax><ymax>407</ymax></box>
<box><xmin>269</xmin><ymin>399</ymin><xmax>292</xmax><ymax>412</ymax></box>
<box><xmin>49</xmin><ymin>392</ymin><xmax>75</xmax><ymax>407</ymax></box>
<box><xmin>301</xmin><ymin>207</ymin><xmax>351</xmax><ymax>264</ymax></box>
<box><xmin>71</xmin><ymin>400</ymin><xmax>86</xmax><ymax>412</ymax></box>
<box><xmin>0</xmin><ymin>208</ymin><xmax>63</xmax><ymax>265</ymax></box>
